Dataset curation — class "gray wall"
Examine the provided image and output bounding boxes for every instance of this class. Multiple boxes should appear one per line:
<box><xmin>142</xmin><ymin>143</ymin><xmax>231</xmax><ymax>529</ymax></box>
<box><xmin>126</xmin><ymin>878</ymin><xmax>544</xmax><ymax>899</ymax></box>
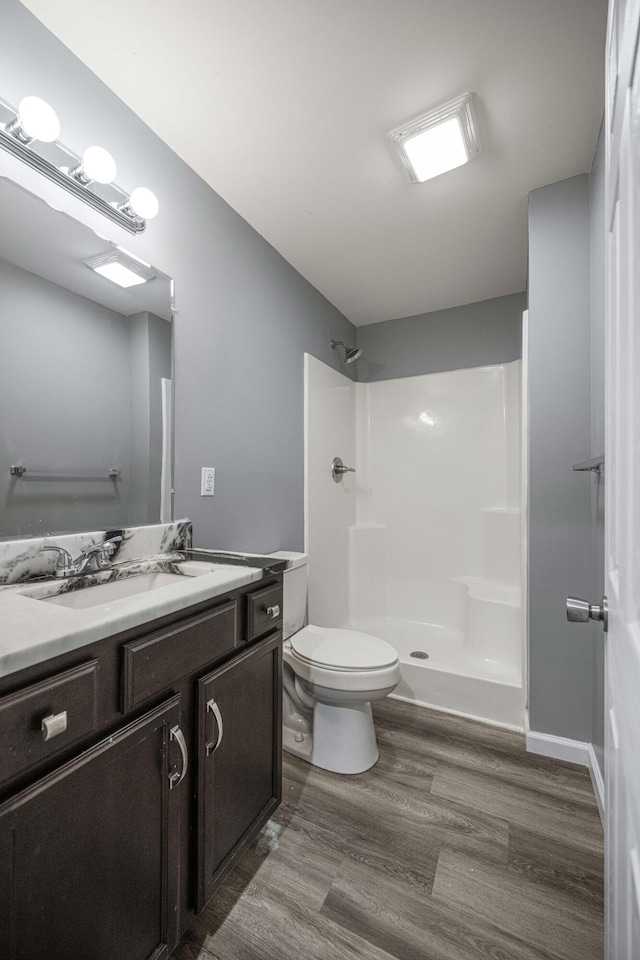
<box><xmin>0</xmin><ymin>259</ymin><xmax>132</xmax><ymax>536</ymax></box>
<box><xmin>356</xmin><ymin>293</ymin><xmax>524</xmax><ymax>382</ymax></box>
<box><xmin>589</xmin><ymin>124</ymin><xmax>606</xmax><ymax>775</ymax></box>
<box><xmin>527</xmin><ymin>175</ymin><xmax>595</xmax><ymax>741</ymax></box>
<box><xmin>1</xmin><ymin>0</ymin><xmax>356</xmax><ymax>553</ymax></box>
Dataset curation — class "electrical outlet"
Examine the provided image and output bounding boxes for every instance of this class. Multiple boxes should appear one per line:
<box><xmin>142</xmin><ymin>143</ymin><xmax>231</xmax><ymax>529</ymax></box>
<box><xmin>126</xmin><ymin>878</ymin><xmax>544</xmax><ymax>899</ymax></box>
<box><xmin>201</xmin><ymin>467</ymin><xmax>215</xmax><ymax>496</ymax></box>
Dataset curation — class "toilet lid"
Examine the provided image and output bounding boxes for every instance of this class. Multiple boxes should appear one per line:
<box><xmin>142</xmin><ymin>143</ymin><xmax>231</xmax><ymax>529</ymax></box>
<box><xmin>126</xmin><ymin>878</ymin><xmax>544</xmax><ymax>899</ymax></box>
<box><xmin>291</xmin><ymin>625</ymin><xmax>398</xmax><ymax>671</ymax></box>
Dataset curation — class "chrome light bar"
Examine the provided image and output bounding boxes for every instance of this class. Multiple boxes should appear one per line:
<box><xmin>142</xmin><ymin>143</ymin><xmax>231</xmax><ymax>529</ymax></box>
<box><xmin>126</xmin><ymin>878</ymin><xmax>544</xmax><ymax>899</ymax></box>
<box><xmin>0</xmin><ymin>96</ymin><xmax>158</xmax><ymax>234</ymax></box>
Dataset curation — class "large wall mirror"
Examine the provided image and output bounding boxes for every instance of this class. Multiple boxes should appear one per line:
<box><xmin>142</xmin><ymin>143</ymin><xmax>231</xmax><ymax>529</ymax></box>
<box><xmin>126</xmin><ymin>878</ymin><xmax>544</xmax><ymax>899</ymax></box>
<box><xmin>0</xmin><ymin>176</ymin><xmax>174</xmax><ymax>539</ymax></box>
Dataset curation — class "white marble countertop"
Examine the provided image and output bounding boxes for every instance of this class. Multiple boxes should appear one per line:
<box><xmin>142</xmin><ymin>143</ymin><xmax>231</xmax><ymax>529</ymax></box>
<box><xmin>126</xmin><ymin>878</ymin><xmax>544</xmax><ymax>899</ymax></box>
<box><xmin>0</xmin><ymin>560</ymin><xmax>265</xmax><ymax>679</ymax></box>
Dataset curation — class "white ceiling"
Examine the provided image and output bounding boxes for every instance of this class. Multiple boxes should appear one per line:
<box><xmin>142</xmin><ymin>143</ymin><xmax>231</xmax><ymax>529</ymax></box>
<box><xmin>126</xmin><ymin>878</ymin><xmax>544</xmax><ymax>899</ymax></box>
<box><xmin>21</xmin><ymin>0</ymin><xmax>606</xmax><ymax>326</ymax></box>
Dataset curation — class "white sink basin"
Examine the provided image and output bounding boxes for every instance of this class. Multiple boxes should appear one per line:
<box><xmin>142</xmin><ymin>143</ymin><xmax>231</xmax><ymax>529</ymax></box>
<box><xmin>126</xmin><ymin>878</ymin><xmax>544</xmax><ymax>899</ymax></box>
<box><xmin>39</xmin><ymin>572</ymin><xmax>187</xmax><ymax>609</ymax></box>
<box><xmin>18</xmin><ymin>559</ymin><xmax>259</xmax><ymax>611</ymax></box>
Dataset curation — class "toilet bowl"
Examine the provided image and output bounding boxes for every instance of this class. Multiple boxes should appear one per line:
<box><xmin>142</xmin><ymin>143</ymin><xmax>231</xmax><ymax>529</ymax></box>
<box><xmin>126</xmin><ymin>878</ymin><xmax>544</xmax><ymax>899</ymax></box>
<box><xmin>269</xmin><ymin>552</ymin><xmax>401</xmax><ymax>775</ymax></box>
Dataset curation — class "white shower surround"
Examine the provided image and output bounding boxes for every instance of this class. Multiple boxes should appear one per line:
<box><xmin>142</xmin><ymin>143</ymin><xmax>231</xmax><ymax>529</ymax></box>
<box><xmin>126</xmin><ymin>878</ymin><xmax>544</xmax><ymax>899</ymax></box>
<box><xmin>304</xmin><ymin>354</ymin><xmax>525</xmax><ymax>730</ymax></box>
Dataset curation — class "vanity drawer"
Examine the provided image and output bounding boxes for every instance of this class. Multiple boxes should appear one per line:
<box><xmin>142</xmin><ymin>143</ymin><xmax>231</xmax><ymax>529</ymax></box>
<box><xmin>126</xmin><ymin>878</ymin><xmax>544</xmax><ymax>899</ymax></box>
<box><xmin>0</xmin><ymin>659</ymin><xmax>99</xmax><ymax>784</ymax></box>
<box><xmin>245</xmin><ymin>584</ymin><xmax>283</xmax><ymax>642</ymax></box>
<box><xmin>121</xmin><ymin>599</ymin><xmax>238</xmax><ymax>712</ymax></box>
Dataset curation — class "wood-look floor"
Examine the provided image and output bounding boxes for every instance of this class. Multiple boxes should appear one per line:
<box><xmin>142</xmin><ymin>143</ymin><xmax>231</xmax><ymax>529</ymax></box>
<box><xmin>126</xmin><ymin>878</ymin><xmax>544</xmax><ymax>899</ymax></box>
<box><xmin>174</xmin><ymin>698</ymin><xmax>604</xmax><ymax>960</ymax></box>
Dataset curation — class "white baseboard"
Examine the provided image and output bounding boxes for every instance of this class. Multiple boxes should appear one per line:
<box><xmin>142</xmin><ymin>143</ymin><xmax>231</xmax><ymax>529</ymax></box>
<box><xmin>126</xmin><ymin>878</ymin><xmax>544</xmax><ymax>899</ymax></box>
<box><xmin>526</xmin><ymin>729</ymin><xmax>605</xmax><ymax>826</ymax></box>
<box><xmin>526</xmin><ymin>729</ymin><xmax>591</xmax><ymax>765</ymax></box>
<box><xmin>587</xmin><ymin>743</ymin><xmax>605</xmax><ymax>825</ymax></box>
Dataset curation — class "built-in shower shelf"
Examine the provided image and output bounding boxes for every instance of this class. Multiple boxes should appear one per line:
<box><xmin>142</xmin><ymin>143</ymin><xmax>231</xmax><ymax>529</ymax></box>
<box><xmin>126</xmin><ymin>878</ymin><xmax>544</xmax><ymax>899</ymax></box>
<box><xmin>453</xmin><ymin>576</ymin><xmax>521</xmax><ymax>608</ymax></box>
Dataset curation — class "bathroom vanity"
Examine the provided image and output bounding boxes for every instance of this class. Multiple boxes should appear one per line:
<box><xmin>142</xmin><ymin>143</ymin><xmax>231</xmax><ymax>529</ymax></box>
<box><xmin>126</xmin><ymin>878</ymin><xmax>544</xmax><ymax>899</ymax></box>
<box><xmin>0</xmin><ymin>528</ymin><xmax>284</xmax><ymax>960</ymax></box>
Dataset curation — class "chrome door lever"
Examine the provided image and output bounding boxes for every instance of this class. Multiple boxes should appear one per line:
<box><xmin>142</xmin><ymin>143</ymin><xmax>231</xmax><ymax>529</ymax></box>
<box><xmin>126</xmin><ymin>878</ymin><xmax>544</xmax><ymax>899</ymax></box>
<box><xmin>566</xmin><ymin>596</ymin><xmax>608</xmax><ymax>630</ymax></box>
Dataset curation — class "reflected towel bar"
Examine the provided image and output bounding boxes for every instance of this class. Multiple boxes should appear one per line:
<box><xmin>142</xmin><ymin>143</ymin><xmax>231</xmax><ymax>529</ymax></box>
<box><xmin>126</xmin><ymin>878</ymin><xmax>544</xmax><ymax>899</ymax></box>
<box><xmin>10</xmin><ymin>466</ymin><xmax>121</xmax><ymax>482</ymax></box>
<box><xmin>572</xmin><ymin>455</ymin><xmax>604</xmax><ymax>476</ymax></box>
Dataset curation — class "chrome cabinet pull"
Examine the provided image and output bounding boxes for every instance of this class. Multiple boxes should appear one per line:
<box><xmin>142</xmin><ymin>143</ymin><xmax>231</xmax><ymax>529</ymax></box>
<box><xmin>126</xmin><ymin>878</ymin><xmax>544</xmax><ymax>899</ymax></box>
<box><xmin>169</xmin><ymin>725</ymin><xmax>189</xmax><ymax>789</ymax></box>
<box><xmin>41</xmin><ymin>710</ymin><xmax>68</xmax><ymax>741</ymax></box>
<box><xmin>205</xmin><ymin>699</ymin><xmax>224</xmax><ymax>756</ymax></box>
<box><xmin>266</xmin><ymin>604</ymin><xmax>280</xmax><ymax>620</ymax></box>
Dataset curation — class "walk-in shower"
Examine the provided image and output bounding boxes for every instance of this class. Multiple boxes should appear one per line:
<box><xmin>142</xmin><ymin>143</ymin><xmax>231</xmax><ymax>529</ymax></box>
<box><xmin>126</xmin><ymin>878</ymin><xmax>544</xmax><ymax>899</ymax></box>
<box><xmin>304</xmin><ymin>353</ymin><xmax>525</xmax><ymax>729</ymax></box>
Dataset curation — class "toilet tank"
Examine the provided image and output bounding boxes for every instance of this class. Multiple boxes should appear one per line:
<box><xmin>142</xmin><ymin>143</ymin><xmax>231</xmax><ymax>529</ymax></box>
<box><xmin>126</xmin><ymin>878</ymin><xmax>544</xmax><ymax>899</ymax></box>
<box><xmin>268</xmin><ymin>552</ymin><xmax>307</xmax><ymax>640</ymax></box>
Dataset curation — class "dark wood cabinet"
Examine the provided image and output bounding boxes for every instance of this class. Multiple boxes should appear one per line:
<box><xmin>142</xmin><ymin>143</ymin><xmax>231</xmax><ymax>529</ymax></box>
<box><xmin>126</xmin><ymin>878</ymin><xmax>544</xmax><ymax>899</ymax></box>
<box><xmin>0</xmin><ymin>575</ymin><xmax>283</xmax><ymax>958</ymax></box>
<box><xmin>121</xmin><ymin>599</ymin><xmax>238</xmax><ymax>713</ymax></box>
<box><xmin>0</xmin><ymin>695</ymin><xmax>182</xmax><ymax>960</ymax></box>
<box><xmin>196</xmin><ymin>630</ymin><xmax>282</xmax><ymax>912</ymax></box>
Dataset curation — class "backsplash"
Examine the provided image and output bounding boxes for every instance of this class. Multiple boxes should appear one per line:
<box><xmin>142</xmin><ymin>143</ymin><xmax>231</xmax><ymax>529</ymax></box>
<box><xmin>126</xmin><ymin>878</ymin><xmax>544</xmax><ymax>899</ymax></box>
<box><xmin>0</xmin><ymin>520</ymin><xmax>192</xmax><ymax>585</ymax></box>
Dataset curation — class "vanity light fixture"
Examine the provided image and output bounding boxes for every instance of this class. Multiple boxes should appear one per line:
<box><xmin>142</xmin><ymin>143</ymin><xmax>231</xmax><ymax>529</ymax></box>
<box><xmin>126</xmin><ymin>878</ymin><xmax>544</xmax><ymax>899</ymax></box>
<box><xmin>0</xmin><ymin>93</ymin><xmax>159</xmax><ymax>233</ymax></box>
<box><xmin>85</xmin><ymin>248</ymin><xmax>156</xmax><ymax>288</ymax></box>
<box><xmin>389</xmin><ymin>93</ymin><xmax>481</xmax><ymax>183</ymax></box>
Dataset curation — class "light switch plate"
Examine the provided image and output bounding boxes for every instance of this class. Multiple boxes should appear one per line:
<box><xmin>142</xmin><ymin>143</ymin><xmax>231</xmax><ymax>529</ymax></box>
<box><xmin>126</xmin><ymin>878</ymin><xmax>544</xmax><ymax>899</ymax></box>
<box><xmin>201</xmin><ymin>467</ymin><xmax>215</xmax><ymax>496</ymax></box>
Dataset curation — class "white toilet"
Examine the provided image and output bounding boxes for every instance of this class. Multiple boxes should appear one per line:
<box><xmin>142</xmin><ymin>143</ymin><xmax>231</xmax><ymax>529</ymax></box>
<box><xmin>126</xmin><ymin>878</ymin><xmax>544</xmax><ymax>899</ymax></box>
<box><xmin>270</xmin><ymin>552</ymin><xmax>401</xmax><ymax>775</ymax></box>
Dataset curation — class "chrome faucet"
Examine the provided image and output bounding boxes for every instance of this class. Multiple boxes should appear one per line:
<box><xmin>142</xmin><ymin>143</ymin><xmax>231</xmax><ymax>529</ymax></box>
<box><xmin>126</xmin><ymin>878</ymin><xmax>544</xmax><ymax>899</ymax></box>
<box><xmin>39</xmin><ymin>545</ymin><xmax>75</xmax><ymax>578</ymax></box>
<box><xmin>40</xmin><ymin>536</ymin><xmax>123</xmax><ymax>578</ymax></box>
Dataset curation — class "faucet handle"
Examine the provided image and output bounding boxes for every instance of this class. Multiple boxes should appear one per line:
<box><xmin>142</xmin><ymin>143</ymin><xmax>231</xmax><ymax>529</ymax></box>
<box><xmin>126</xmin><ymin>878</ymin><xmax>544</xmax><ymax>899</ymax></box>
<box><xmin>75</xmin><ymin>536</ymin><xmax>123</xmax><ymax>572</ymax></box>
<box><xmin>102</xmin><ymin>536</ymin><xmax>122</xmax><ymax>555</ymax></box>
<box><xmin>39</xmin><ymin>544</ymin><xmax>74</xmax><ymax>576</ymax></box>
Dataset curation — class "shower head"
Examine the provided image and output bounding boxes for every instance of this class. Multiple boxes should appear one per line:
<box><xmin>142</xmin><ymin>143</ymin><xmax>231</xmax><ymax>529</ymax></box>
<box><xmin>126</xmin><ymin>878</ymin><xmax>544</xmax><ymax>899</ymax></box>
<box><xmin>330</xmin><ymin>339</ymin><xmax>362</xmax><ymax>364</ymax></box>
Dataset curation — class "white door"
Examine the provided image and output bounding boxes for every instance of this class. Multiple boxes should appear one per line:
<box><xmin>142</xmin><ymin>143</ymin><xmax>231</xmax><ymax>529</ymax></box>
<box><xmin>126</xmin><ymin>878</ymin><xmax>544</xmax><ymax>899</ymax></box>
<box><xmin>605</xmin><ymin>0</ymin><xmax>640</xmax><ymax>956</ymax></box>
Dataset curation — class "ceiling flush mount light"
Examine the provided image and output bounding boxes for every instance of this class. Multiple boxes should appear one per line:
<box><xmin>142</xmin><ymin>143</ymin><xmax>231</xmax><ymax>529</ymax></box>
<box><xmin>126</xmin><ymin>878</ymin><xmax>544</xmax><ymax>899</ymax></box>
<box><xmin>389</xmin><ymin>93</ymin><xmax>481</xmax><ymax>183</ymax></box>
<box><xmin>85</xmin><ymin>249</ymin><xmax>156</xmax><ymax>288</ymax></box>
<box><xmin>0</xmin><ymin>94</ymin><xmax>159</xmax><ymax>233</ymax></box>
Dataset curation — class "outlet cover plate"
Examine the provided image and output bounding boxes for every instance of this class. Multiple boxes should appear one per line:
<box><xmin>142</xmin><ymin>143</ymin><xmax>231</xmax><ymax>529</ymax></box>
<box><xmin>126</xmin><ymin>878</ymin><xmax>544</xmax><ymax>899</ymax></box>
<box><xmin>201</xmin><ymin>467</ymin><xmax>215</xmax><ymax>496</ymax></box>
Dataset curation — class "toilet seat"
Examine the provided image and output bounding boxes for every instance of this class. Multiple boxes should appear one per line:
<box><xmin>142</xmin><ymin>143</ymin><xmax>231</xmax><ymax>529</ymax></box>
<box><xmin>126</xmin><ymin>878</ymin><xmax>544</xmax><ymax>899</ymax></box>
<box><xmin>285</xmin><ymin>625</ymin><xmax>401</xmax><ymax>694</ymax></box>
<box><xmin>291</xmin><ymin>624</ymin><xmax>398</xmax><ymax>671</ymax></box>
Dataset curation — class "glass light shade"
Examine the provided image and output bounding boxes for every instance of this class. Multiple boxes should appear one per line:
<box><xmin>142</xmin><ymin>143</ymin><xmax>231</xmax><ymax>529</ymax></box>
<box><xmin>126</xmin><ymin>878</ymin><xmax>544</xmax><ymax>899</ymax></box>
<box><xmin>82</xmin><ymin>145</ymin><xmax>117</xmax><ymax>184</ymax></box>
<box><xmin>403</xmin><ymin>117</ymin><xmax>468</xmax><ymax>183</ymax></box>
<box><xmin>129</xmin><ymin>187</ymin><xmax>159</xmax><ymax>219</ymax></box>
<box><xmin>18</xmin><ymin>96</ymin><xmax>60</xmax><ymax>143</ymax></box>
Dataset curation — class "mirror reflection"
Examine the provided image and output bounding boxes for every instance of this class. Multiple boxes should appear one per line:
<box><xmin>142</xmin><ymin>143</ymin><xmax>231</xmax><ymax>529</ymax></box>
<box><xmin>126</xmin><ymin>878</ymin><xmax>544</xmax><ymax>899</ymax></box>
<box><xmin>0</xmin><ymin>176</ymin><xmax>174</xmax><ymax>539</ymax></box>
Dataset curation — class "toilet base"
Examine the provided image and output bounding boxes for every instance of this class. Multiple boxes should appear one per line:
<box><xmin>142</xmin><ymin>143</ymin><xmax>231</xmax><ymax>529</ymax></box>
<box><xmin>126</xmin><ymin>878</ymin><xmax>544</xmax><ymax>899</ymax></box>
<box><xmin>282</xmin><ymin>724</ymin><xmax>313</xmax><ymax>763</ymax></box>
<box><xmin>283</xmin><ymin>699</ymin><xmax>380</xmax><ymax>775</ymax></box>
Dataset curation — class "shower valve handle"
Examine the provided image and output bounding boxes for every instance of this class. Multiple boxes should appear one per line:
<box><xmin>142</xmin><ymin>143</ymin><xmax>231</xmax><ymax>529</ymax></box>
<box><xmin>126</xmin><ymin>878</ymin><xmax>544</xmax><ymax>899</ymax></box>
<box><xmin>332</xmin><ymin>457</ymin><xmax>356</xmax><ymax>483</ymax></box>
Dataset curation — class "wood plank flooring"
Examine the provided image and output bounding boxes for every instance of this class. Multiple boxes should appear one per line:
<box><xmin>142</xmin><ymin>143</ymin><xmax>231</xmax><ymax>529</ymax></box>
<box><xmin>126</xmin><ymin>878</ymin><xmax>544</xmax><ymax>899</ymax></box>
<box><xmin>174</xmin><ymin>697</ymin><xmax>604</xmax><ymax>960</ymax></box>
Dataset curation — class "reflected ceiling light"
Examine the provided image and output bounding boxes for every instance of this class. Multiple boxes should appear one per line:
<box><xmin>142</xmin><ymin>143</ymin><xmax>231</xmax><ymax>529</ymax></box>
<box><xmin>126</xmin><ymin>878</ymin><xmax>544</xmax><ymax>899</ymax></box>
<box><xmin>7</xmin><ymin>96</ymin><xmax>60</xmax><ymax>144</ymax></box>
<box><xmin>0</xmin><ymin>93</ymin><xmax>159</xmax><ymax>233</ymax></box>
<box><xmin>115</xmin><ymin>245</ymin><xmax>152</xmax><ymax>268</ymax></box>
<box><xmin>85</xmin><ymin>249</ymin><xmax>156</xmax><ymax>288</ymax></box>
<box><xmin>389</xmin><ymin>93</ymin><xmax>481</xmax><ymax>183</ymax></box>
<box><xmin>120</xmin><ymin>186</ymin><xmax>160</xmax><ymax>220</ymax></box>
<box><xmin>70</xmin><ymin>145</ymin><xmax>117</xmax><ymax>185</ymax></box>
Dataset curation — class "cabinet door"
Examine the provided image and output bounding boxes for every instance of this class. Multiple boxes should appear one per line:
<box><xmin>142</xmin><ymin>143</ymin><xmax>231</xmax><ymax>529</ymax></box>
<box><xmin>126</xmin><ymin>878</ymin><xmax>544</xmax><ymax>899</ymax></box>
<box><xmin>196</xmin><ymin>631</ymin><xmax>282</xmax><ymax>912</ymax></box>
<box><xmin>0</xmin><ymin>696</ymin><xmax>184</xmax><ymax>960</ymax></box>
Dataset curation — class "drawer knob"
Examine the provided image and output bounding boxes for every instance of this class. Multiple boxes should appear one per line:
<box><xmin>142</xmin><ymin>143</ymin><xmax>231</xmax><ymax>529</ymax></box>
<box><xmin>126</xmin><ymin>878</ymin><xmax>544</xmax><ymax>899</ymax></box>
<box><xmin>41</xmin><ymin>710</ymin><xmax>68</xmax><ymax>741</ymax></box>
<box><xmin>266</xmin><ymin>604</ymin><xmax>280</xmax><ymax>620</ymax></box>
